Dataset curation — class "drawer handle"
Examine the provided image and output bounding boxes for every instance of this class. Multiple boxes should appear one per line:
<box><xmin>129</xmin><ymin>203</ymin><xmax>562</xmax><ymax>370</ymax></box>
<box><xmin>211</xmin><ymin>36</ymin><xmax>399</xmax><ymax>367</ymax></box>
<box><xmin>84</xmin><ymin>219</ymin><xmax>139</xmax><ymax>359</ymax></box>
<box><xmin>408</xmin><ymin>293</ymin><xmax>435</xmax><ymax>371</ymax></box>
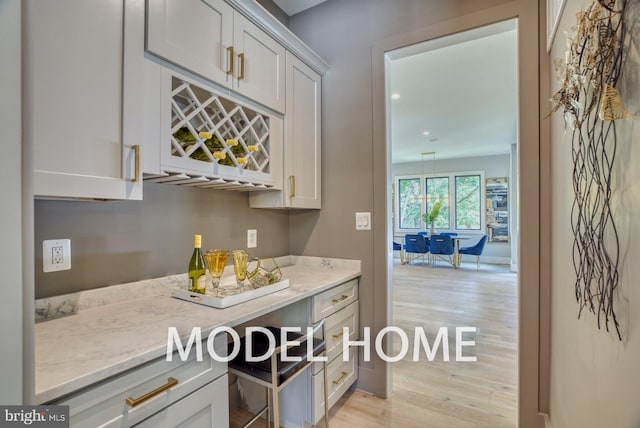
<box><xmin>126</xmin><ymin>377</ymin><xmax>179</xmax><ymax>407</ymax></box>
<box><xmin>332</xmin><ymin>331</ymin><xmax>344</xmax><ymax>339</ymax></box>
<box><xmin>332</xmin><ymin>371</ymin><xmax>348</xmax><ymax>385</ymax></box>
<box><xmin>332</xmin><ymin>295</ymin><xmax>349</xmax><ymax>304</ymax></box>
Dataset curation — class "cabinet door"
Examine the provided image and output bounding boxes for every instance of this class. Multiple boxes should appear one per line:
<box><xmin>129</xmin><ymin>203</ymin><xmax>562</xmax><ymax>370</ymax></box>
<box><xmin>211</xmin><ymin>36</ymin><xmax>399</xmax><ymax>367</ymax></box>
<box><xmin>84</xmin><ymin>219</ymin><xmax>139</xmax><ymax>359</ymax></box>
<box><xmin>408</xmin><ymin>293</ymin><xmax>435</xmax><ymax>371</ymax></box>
<box><xmin>147</xmin><ymin>0</ymin><xmax>234</xmax><ymax>88</ymax></box>
<box><xmin>135</xmin><ymin>375</ymin><xmax>229</xmax><ymax>428</ymax></box>
<box><xmin>249</xmin><ymin>52</ymin><xmax>321</xmax><ymax>209</ymax></box>
<box><xmin>232</xmin><ymin>12</ymin><xmax>286</xmax><ymax>113</ymax></box>
<box><xmin>26</xmin><ymin>0</ymin><xmax>142</xmax><ymax>200</ymax></box>
<box><xmin>286</xmin><ymin>52</ymin><xmax>322</xmax><ymax>208</ymax></box>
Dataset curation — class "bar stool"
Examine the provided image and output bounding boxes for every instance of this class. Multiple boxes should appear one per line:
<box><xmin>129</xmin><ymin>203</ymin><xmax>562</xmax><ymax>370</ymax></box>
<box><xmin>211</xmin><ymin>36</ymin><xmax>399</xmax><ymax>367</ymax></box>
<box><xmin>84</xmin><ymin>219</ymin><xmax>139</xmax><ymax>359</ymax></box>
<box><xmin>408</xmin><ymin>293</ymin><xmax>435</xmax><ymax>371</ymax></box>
<box><xmin>229</xmin><ymin>321</ymin><xmax>330</xmax><ymax>427</ymax></box>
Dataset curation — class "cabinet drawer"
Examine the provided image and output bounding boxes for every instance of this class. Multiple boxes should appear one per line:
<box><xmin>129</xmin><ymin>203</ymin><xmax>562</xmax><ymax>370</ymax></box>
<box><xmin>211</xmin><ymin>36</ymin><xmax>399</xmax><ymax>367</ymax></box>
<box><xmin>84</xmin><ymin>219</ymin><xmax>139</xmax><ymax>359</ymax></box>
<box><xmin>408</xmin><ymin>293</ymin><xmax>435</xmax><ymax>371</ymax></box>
<box><xmin>313</xmin><ymin>301</ymin><xmax>359</xmax><ymax>374</ymax></box>
<box><xmin>312</xmin><ymin>347</ymin><xmax>358</xmax><ymax>424</ymax></box>
<box><xmin>56</xmin><ymin>337</ymin><xmax>227</xmax><ymax>428</ymax></box>
<box><xmin>312</xmin><ymin>279</ymin><xmax>358</xmax><ymax>322</ymax></box>
<box><xmin>134</xmin><ymin>374</ymin><xmax>229</xmax><ymax>427</ymax></box>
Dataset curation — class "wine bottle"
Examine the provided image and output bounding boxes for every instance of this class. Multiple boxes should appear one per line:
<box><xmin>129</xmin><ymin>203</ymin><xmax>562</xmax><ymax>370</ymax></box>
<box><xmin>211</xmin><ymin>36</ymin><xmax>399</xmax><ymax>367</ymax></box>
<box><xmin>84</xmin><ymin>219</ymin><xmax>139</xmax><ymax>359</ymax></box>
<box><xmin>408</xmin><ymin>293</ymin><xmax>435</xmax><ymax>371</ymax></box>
<box><xmin>188</xmin><ymin>234</ymin><xmax>206</xmax><ymax>294</ymax></box>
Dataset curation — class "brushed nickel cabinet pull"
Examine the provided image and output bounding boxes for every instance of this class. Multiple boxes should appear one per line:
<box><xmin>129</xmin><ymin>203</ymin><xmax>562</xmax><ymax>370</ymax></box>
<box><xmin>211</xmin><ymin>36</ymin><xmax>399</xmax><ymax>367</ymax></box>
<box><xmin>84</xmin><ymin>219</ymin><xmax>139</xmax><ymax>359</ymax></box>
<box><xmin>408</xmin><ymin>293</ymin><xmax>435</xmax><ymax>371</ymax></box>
<box><xmin>126</xmin><ymin>377</ymin><xmax>178</xmax><ymax>407</ymax></box>
<box><xmin>332</xmin><ymin>371</ymin><xmax>348</xmax><ymax>385</ymax></box>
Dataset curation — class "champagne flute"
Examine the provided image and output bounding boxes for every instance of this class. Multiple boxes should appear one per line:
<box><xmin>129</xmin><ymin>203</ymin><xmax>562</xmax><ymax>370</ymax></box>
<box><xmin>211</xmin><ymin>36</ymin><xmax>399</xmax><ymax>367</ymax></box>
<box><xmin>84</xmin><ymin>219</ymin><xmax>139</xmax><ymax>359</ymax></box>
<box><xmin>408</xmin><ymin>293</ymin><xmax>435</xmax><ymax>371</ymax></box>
<box><xmin>232</xmin><ymin>250</ymin><xmax>249</xmax><ymax>290</ymax></box>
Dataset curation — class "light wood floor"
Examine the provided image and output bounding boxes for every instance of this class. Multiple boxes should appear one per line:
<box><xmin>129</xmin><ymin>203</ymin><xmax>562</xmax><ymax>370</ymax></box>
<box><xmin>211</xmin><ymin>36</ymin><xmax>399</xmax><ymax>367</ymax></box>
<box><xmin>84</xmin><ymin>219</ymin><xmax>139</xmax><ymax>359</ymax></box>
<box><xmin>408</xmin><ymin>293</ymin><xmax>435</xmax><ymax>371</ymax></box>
<box><xmin>231</xmin><ymin>261</ymin><xmax>518</xmax><ymax>427</ymax></box>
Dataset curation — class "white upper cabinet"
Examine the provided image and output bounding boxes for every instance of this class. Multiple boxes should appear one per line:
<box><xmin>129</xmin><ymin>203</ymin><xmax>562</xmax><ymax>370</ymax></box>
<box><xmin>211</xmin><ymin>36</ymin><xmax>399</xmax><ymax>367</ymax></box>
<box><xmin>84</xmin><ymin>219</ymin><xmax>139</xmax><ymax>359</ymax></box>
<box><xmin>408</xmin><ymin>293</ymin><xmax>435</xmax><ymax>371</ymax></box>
<box><xmin>146</xmin><ymin>0</ymin><xmax>285</xmax><ymax>113</ymax></box>
<box><xmin>232</xmin><ymin>12</ymin><xmax>286</xmax><ymax>113</ymax></box>
<box><xmin>250</xmin><ymin>52</ymin><xmax>321</xmax><ymax>209</ymax></box>
<box><xmin>147</xmin><ymin>0</ymin><xmax>234</xmax><ymax>88</ymax></box>
<box><xmin>286</xmin><ymin>53</ymin><xmax>322</xmax><ymax>208</ymax></box>
<box><xmin>25</xmin><ymin>0</ymin><xmax>142</xmax><ymax>200</ymax></box>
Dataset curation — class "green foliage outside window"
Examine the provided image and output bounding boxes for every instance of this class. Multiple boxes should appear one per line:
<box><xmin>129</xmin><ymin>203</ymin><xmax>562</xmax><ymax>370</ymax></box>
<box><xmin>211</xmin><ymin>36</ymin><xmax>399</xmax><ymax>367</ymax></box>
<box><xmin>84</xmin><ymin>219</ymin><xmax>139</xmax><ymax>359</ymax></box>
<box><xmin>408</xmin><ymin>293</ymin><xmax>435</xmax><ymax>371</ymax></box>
<box><xmin>426</xmin><ymin>177</ymin><xmax>450</xmax><ymax>229</ymax></box>
<box><xmin>455</xmin><ymin>175</ymin><xmax>481</xmax><ymax>230</ymax></box>
<box><xmin>398</xmin><ymin>178</ymin><xmax>421</xmax><ymax>229</ymax></box>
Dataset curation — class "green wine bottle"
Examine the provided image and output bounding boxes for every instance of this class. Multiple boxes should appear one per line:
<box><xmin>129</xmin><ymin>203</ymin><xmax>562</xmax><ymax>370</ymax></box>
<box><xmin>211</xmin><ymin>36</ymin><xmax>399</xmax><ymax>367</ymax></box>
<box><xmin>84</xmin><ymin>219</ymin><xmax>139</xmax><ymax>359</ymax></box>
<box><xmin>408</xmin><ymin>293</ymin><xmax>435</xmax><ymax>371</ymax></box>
<box><xmin>188</xmin><ymin>234</ymin><xmax>206</xmax><ymax>294</ymax></box>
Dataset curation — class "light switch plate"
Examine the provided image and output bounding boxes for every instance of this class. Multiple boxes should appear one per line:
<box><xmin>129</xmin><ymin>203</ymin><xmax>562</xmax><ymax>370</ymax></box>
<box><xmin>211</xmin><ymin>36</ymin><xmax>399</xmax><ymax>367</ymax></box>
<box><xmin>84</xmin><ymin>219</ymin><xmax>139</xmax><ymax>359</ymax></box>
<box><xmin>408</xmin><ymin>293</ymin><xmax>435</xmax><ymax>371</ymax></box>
<box><xmin>355</xmin><ymin>212</ymin><xmax>371</xmax><ymax>230</ymax></box>
<box><xmin>247</xmin><ymin>229</ymin><xmax>257</xmax><ymax>248</ymax></box>
<box><xmin>43</xmin><ymin>239</ymin><xmax>71</xmax><ymax>272</ymax></box>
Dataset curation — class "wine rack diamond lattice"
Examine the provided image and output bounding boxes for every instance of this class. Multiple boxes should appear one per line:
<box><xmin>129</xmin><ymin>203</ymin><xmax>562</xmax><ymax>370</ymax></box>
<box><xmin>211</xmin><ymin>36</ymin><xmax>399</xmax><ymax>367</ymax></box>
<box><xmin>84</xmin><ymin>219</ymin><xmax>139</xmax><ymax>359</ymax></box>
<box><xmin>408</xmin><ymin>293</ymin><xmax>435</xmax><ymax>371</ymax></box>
<box><xmin>169</xmin><ymin>77</ymin><xmax>271</xmax><ymax>174</ymax></box>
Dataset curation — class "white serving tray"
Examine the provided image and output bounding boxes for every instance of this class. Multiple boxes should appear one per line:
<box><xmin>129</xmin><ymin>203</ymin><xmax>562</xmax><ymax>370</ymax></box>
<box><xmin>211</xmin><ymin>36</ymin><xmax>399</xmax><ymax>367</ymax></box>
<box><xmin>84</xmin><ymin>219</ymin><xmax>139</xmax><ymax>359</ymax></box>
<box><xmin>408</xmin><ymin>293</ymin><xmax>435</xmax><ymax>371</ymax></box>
<box><xmin>171</xmin><ymin>278</ymin><xmax>290</xmax><ymax>309</ymax></box>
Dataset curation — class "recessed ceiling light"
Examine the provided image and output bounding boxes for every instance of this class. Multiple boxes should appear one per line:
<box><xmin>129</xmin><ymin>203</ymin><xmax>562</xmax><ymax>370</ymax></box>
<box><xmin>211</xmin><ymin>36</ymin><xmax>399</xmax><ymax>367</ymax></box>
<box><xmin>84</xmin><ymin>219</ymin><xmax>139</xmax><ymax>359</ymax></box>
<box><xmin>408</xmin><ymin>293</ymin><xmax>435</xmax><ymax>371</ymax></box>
<box><xmin>391</xmin><ymin>93</ymin><xmax>400</xmax><ymax>100</ymax></box>
<box><xmin>423</xmin><ymin>131</ymin><xmax>430</xmax><ymax>136</ymax></box>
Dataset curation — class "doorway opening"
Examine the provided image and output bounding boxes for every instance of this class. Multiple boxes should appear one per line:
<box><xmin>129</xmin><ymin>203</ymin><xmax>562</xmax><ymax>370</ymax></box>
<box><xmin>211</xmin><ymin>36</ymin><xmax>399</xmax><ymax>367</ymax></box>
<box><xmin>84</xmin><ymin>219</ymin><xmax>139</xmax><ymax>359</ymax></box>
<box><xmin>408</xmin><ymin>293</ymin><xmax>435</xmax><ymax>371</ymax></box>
<box><xmin>387</xmin><ymin>19</ymin><xmax>519</xmax><ymax>426</ymax></box>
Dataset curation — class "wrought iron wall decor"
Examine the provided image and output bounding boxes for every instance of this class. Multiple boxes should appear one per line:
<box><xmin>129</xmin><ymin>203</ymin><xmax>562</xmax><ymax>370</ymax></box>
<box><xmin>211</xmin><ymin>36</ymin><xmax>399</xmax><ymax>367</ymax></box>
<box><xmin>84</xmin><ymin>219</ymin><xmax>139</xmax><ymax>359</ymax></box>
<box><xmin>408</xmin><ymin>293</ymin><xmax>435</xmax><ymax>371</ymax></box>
<box><xmin>550</xmin><ymin>0</ymin><xmax>630</xmax><ymax>340</ymax></box>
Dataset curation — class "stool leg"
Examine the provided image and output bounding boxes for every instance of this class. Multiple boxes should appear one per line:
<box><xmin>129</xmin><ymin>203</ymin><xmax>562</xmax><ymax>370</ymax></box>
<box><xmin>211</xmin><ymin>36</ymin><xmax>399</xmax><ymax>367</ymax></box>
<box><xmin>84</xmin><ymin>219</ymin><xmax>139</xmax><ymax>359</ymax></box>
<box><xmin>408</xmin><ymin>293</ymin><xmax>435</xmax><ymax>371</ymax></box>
<box><xmin>271</xmin><ymin>353</ymin><xmax>280</xmax><ymax>428</ymax></box>
<box><xmin>266</xmin><ymin>387</ymin><xmax>270</xmax><ymax>427</ymax></box>
<box><xmin>323</xmin><ymin>358</ymin><xmax>330</xmax><ymax>427</ymax></box>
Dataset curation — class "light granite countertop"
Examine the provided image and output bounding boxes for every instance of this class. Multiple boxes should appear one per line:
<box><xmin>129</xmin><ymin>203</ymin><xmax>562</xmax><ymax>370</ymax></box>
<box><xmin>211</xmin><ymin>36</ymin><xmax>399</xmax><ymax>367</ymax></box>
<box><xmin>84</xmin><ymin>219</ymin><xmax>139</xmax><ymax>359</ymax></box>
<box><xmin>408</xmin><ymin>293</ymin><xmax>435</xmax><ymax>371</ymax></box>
<box><xmin>35</xmin><ymin>256</ymin><xmax>361</xmax><ymax>404</ymax></box>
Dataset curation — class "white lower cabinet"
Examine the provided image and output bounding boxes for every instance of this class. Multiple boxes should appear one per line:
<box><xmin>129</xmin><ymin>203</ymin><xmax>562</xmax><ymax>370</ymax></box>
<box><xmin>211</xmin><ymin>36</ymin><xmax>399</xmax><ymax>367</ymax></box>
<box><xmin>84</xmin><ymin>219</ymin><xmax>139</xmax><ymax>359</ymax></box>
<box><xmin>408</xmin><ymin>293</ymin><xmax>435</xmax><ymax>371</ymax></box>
<box><xmin>134</xmin><ymin>375</ymin><xmax>228</xmax><ymax>428</ymax></box>
<box><xmin>313</xmin><ymin>348</ymin><xmax>358</xmax><ymax>425</ymax></box>
<box><xmin>310</xmin><ymin>281</ymin><xmax>359</xmax><ymax>425</ymax></box>
<box><xmin>53</xmin><ymin>337</ymin><xmax>227</xmax><ymax>428</ymax></box>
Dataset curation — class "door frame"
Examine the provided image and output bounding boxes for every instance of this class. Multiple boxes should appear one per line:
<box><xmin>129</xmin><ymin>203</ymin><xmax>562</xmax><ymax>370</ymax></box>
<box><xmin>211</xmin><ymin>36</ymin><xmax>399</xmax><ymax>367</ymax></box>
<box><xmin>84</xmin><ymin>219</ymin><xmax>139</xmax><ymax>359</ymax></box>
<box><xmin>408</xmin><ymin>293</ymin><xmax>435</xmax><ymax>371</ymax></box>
<box><xmin>371</xmin><ymin>1</ymin><xmax>549</xmax><ymax>427</ymax></box>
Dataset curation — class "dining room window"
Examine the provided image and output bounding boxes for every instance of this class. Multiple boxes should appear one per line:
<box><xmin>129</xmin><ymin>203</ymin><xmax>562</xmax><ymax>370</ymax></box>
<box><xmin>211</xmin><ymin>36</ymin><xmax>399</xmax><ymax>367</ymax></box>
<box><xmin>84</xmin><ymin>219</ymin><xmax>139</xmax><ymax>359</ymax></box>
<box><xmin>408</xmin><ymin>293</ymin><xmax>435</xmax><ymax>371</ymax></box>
<box><xmin>397</xmin><ymin>177</ymin><xmax>422</xmax><ymax>229</ymax></box>
<box><xmin>455</xmin><ymin>174</ymin><xmax>482</xmax><ymax>230</ymax></box>
<box><xmin>395</xmin><ymin>171</ymin><xmax>485</xmax><ymax>232</ymax></box>
<box><xmin>425</xmin><ymin>177</ymin><xmax>450</xmax><ymax>229</ymax></box>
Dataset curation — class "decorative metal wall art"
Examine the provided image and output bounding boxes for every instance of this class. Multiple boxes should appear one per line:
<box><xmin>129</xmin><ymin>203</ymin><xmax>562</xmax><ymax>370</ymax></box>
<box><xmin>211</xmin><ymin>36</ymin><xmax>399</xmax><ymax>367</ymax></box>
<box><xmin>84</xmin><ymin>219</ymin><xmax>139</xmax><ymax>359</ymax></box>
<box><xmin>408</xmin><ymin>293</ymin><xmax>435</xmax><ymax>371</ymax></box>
<box><xmin>485</xmin><ymin>178</ymin><xmax>509</xmax><ymax>243</ymax></box>
<box><xmin>550</xmin><ymin>0</ymin><xmax>629</xmax><ymax>340</ymax></box>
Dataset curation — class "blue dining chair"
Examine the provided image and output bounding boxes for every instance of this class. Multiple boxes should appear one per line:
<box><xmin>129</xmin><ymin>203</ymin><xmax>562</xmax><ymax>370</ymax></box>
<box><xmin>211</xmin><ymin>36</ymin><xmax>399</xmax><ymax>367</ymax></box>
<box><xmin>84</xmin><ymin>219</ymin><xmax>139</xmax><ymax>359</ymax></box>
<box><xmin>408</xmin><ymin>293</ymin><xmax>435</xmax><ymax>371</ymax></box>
<box><xmin>429</xmin><ymin>234</ymin><xmax>454</xmax><ymax>267</ymax></box>
<box><xmin>404</xmin><ymin>234</ymin><xmax>429</xmax><ymax>265</ymax></box>
<box><xmin>439</xmin><ymin>232</ymin><xmax>458</xmax><ymax>237</ymax></box>
<box><xmin>459</xmin><ymin>234</ymin><xmax>488</xmax><ymax>270</ymax></box>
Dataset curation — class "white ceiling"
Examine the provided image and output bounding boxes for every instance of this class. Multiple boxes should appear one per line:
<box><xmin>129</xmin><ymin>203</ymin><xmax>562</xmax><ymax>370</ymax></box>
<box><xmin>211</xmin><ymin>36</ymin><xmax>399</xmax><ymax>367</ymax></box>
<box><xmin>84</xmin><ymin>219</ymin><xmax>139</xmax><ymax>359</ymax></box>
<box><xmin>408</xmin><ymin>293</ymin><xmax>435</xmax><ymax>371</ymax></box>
<box><xmin>390</xmin><ymin>20</ymin><xmax>518</xmax><ymax>164</ymax></box>
<box><xmin>271</xmin><ymin>0</ymin><xmax>328</xmax><ymax>16</ymax></box>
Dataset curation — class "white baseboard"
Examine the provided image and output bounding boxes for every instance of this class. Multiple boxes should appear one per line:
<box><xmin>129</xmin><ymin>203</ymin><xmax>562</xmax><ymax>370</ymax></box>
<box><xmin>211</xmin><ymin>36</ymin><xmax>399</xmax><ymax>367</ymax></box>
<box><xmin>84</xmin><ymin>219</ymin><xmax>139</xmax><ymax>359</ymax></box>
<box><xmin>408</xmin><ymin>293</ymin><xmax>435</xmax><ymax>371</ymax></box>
<box><xmin>473</xmin><ymin>255</ymin><xmax>510</xmax><ymax>265</ymax></box>
<box><xmin>543</xmin><ymin>413</ymin><xmax>552</xmax><ymax>428</ymax></box>
<box><xmin>394</xmin><ymin>254</ymin><xmax>511</xmax><ymax>266</ymax></box>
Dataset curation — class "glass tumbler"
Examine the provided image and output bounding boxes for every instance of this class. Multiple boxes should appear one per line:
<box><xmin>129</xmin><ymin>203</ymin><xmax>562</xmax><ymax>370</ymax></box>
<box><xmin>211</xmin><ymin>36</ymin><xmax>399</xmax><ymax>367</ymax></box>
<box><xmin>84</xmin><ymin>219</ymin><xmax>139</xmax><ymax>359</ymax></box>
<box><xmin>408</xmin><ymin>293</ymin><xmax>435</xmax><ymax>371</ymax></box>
<box><xmin>204</xmin><ymin>249</ymin><xmax>229</xmax><ymax>293</ymax></box>
<box><xmin>232</xmin><ymin>250</ymin><xmax>249</xmax><ymax>288</ymax></box>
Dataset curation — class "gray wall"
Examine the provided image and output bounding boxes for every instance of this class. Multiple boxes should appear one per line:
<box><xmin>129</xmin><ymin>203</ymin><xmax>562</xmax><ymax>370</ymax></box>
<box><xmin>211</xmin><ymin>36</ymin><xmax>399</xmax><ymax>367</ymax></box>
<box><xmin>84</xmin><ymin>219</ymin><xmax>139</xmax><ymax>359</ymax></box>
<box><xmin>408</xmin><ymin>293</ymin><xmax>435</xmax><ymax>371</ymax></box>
<box><xmin>287</xmin><ymin>0</ymin><xmax>538</xmax><ymax>402</ymax></box>
<box><xmin>392</xmin><ymin>153</ymin><xmax>512</xmax><ymax>261</ymax></box>
<box><xmin>549</xmin><ymin>0</ymin><xmax>640</xmax><ymax>427</ymax></box>
<box><xmin>256</xmin><ymin>0</ymin><xmax>289</xmax><ymax>27</ymax></box>
<box><xmin>35</xmin><ymin>183</ymin><xmax>289</xmax><ymax>298</ymax></box>
<box><xmin>0</xmin><ymin>0</ymin><xmax>24</xmax><ymax>404</ymax></box>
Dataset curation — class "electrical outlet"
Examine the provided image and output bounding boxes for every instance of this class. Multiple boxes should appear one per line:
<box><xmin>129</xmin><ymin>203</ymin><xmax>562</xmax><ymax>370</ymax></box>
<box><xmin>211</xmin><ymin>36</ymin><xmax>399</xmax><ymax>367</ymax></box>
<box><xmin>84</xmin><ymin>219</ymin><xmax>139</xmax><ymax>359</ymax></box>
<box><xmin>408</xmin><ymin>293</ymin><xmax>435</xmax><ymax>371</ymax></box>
<box><xmin>43</xmin><ymin>239</ymin><xmax>71</xmax><ymax>272</ymax></box>
<box><xmin>247</xmin><ymin>229</ymin><xmax>257</xmax><ymax>248</ymax></box>
<box><xmin>52</xmin><ymin>246</ymin><xmax>63</xmax><ymax>264</ymax></box>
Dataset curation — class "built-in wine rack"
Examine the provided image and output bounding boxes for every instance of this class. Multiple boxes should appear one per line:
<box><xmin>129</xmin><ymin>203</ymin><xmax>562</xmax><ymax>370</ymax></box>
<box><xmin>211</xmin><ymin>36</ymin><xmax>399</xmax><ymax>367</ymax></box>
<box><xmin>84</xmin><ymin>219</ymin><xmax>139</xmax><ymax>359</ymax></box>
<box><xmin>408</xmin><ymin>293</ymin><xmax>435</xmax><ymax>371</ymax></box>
<box><xmin>145</xmin><ymin>73</ymin><xmax>281</xmax><ymax>191</ymax></box>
